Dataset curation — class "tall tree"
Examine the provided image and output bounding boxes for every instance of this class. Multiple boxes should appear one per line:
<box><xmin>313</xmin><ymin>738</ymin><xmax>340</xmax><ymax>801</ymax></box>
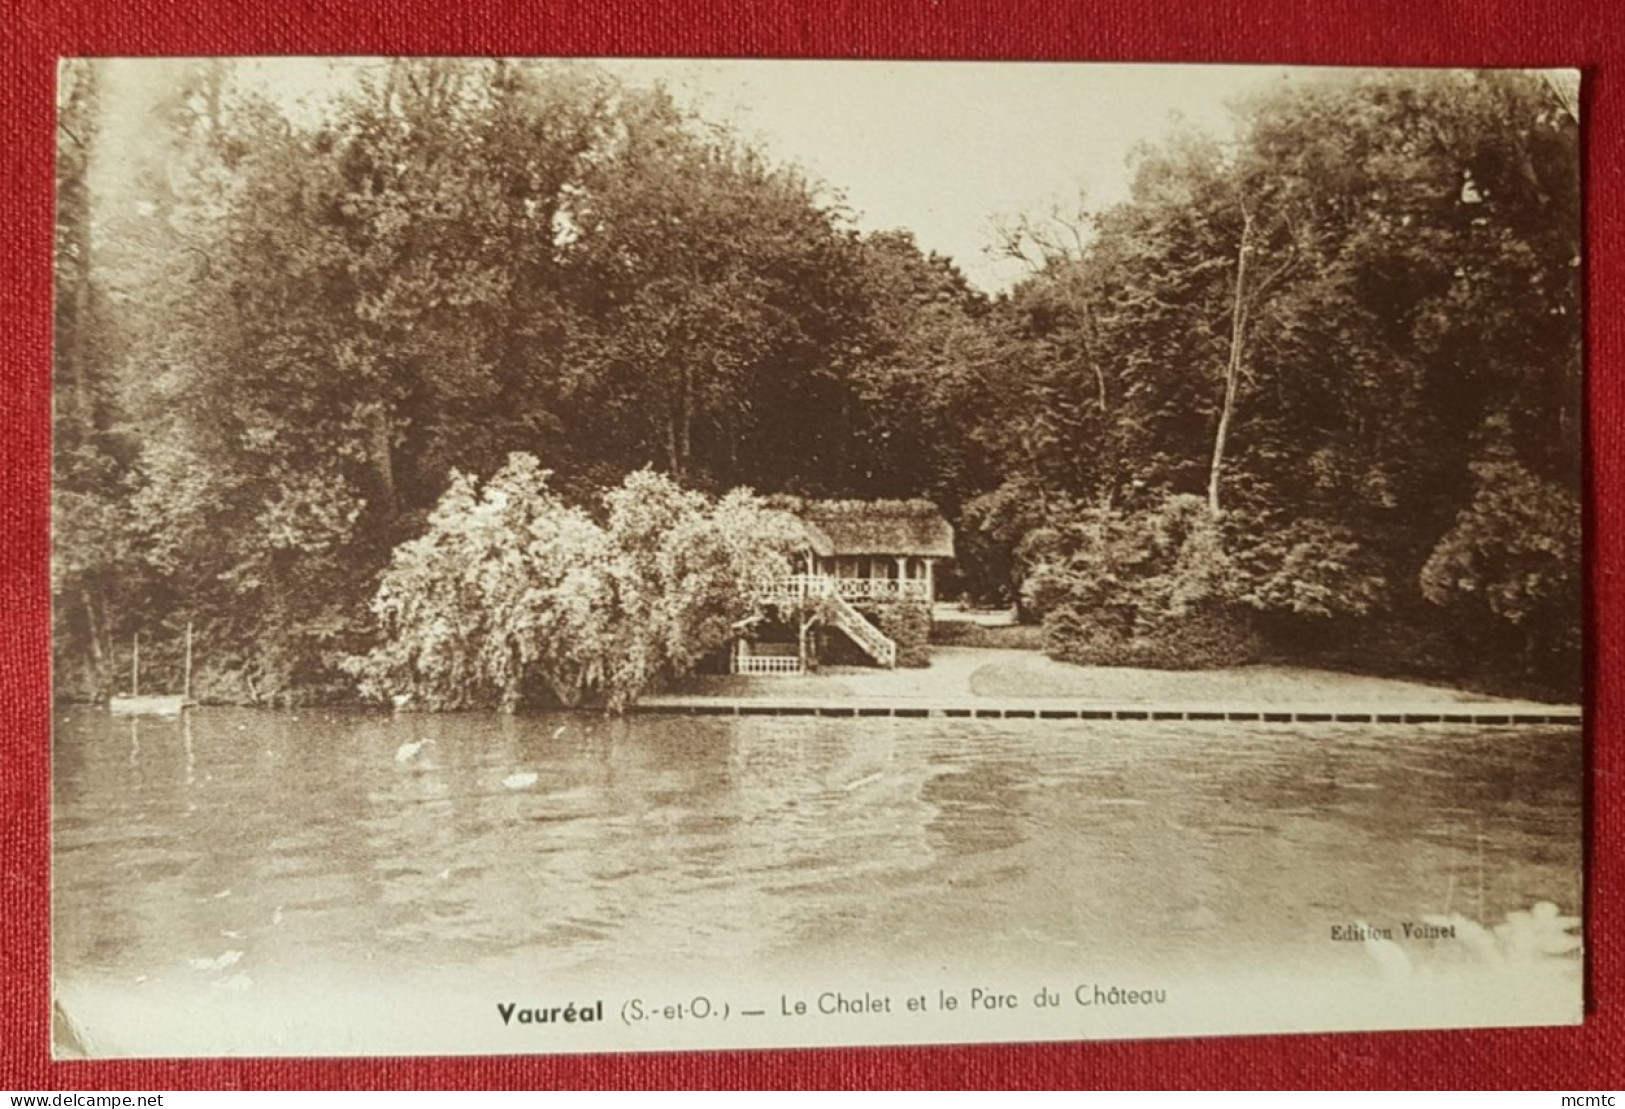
<box><xmin>53</xmin><ymin>59</ymin><xmax>122</xmax><ymax>697</ymax></box>
<box><xmin>979</xmin><ymin>70</ymin><xmax>1580</xmax><ymax>690</ymax></box>
<box><xmin>561</xmin><ymin>88</ymin><xmax>863</xmax><ymax>490</ymax></box>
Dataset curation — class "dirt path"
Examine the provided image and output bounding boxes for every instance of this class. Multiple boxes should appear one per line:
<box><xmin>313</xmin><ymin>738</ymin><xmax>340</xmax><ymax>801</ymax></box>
<box><xmin>673</xmin><ymin>646</ymin><xmax>1535</xmax><ymax>706</ymax></box>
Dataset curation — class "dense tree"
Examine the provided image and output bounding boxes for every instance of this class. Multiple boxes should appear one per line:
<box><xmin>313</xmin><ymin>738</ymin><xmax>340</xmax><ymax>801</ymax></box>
<box><xmin>98</xmin><ymin>61</ymin><xmax>627</xmax><ymax>697</ymax></box>
<box><xmin>559</xmin><ymin>89</ymin><xmax>877</xmax><ymax>493</ymax></box>
<box><xmin>838</xmin><ymin>232</ymin><xmax>998</xmax><ymax>500</ymax></box>
<box><xmin>51</xmin><ymin>62</ymin><xmax>1582</xmax><ymax>704</ymax></box>
<box><xmin>52</xmin><ymin>59</ymin><xmax>126</xmax><ymax>699</ymax></box>
<box><xmin>980</xmin><ymin>70</ymin><xmax>1580</xmax><ymax>694</ymax></box>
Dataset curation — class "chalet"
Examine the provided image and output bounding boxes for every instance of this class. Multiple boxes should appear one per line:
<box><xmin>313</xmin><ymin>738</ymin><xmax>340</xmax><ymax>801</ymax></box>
<box><xmin>731</xmin><ymin>499</ymin><xmax>955</xmax><ymax>675</ymax></box>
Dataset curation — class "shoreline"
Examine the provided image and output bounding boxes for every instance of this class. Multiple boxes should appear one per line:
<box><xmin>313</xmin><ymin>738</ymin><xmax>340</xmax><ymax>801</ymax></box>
<box><xmin>630</xmin><ymin>699</ymin><xmax>1581</xmax><ymax>725</ymax></box>
<box><xmin>654</xmin><ymin>645</ymin><xmax>1581</xmax><ymax>724</ymax></box>
<box><xmin>53</xmin><ymin>646</ymin><xmax>1584</xmax><ymax>722</ymax></box>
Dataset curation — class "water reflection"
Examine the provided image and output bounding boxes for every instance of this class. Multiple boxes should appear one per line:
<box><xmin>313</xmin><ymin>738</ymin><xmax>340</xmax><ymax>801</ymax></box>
<box><xmin>53</xmin><ymin>708</ymin><xmax>1581</xmax><ymax>993</ymax></box>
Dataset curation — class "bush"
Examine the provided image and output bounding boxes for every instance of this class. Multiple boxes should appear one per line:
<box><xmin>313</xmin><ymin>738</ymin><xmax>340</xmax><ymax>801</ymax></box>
<box><xmin>1022</xmin><ymin>494</ymin><xmax>1259</xmax><ymax>669</ymax></box>
<box><xmin>1228</xmin><ymin>514</ymin><xmax>1388</xmax><ymax>619</ymax></box>
<box><xmin>1421</xmin><ymin>457</ymin><xmax>1581</xmax><ymax>692</ymax></box>
<box><xmin>867</xmin><ymin>599</ymin><xmax>933</xmax><ymax>668</ymax></box>
<box><xmin>930</xmin><ymin>621</ymin><xmax>1047</xmax><ymax>650</ymax></box>
<box><xmin>1018</xmin><ymin>490</ymin><xmax>1423</xmax><ymax>671</ymax></box>
<box><xmin>1045</xmin><ymin>601</ymin><xmax>1263</xmax><ymax>669</ymax></box>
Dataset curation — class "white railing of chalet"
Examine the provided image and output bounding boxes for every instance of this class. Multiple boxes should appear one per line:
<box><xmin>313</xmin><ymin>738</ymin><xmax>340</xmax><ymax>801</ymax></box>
<box><xmin>834</xmin><ymin>577</ymin><xmax>930</xmax><ymax>601</ymax></box>
<box><xmin>734</xmin><ymin>653</ymin><xmax>806</xmax><ymax>676</ymax></box>
<box><xmin>757</xmin><ymin>574</ymin><xmax>928</xmax><ymax>603</ymax></box>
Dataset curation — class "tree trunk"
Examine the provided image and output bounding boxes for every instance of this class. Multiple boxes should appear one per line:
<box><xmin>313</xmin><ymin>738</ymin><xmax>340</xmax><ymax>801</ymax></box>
<box><xmin>678</xmin><ymin>364</ymin><xmax>693</xmax><ymax>481</ymax></box>
<box><xmin>1077</xmin><ymin>291</ymin><xmax>1107</xmax><ymax>413</ymax></box>
<box><xmin>366</xmin><ymin>403</ymin><xmax>396</xmax><ymax>521</ymax></box>
<box><xmin>664</xmin><ymin>400</ymin><xmax>681</xmax><ymax>478</ymax></box>
<box><xmin>1207</xmin><ymin>207</ymin><xmax>1254</xmax><ymax>518</ymax></box>
<box><xmin>666</xmin><ymin>364</ymin><xmax>692</xmax><ymax>480</ymax></box>
<box><xmin>67</xmin><ymin>276</ymin><xmax>96</xmax><ymax>433</ymax></box>
<box><xmin>81</xmin><ymin>589</ymin><xmax>107</xmax><ymax>699</ymax></box>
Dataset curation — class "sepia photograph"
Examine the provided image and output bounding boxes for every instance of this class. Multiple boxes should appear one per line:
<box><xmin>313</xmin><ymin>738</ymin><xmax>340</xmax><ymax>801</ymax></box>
<box><xmin>50</xmin><ymin>58</ymin><xmax>1583</xmax><ymax>1058</ymax></box>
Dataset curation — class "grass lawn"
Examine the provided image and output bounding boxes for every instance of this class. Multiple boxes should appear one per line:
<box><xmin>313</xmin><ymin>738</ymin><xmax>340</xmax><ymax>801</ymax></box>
<box><xmin>964</xmin><ymin>651</ymin><xmax>1502</xmax><ymax>705</ymax></box>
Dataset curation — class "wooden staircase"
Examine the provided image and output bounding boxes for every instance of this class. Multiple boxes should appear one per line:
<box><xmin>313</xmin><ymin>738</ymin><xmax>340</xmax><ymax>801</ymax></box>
<box><xmin>752</xmin><ymin>573</ymin><xmax>899</xmax><ymax>669</ymax></box>
<box><xmin>827</xmin><ymin>591</ymin><xmax>897</xmax><ymax>669</ymax></box>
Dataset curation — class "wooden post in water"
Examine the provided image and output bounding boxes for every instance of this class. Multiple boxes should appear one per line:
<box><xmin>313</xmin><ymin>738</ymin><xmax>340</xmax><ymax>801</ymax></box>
<box><xmin>183</xmin><ymin>620</ymin><xmax>194</xmax><ymax>702</ymax></box>
<box><xmin>131</xmin><ymin>633</ymin><xmax>139</xmax><ymax>697</ymax></box>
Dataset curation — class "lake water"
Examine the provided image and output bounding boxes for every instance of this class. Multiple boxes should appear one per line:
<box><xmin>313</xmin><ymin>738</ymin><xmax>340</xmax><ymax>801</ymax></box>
<box><xmin>51</xmin><ymin>708</ymin><xmax>1583</xmax><ymax>1055</ymax></box>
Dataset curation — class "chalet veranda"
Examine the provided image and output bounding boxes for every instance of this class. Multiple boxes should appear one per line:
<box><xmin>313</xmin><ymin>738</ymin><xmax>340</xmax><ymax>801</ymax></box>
<box><xmin>732</xmin><ymin>499</ymin><xmax>955</xmax><ymax>675</ymax></box>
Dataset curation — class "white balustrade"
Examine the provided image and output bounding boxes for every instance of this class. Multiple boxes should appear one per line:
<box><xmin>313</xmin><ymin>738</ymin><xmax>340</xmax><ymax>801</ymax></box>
<box><xmin>735</xmin><ymin>654</ymin><xmax>805</xmax><ymax>676</ymax></box>
<box><xmin>757</xmin><ymin>574</ymin><xmax>928</xmax><ymax>603</ymax></box>
<box><xmin>831</xmin><ymin>578</ymin><xmax>929</xmax><ymax>601</ymax></box>
<box><xmin>746</xmin><ymin>572</ymin><xmax>913</xmax><ymax>670</ymax></box>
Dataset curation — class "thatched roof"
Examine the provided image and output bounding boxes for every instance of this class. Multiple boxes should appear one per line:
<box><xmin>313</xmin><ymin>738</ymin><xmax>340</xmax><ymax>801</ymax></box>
<box><xmin>778</xmin><ymin>498</ymin><xmax>955</xmax><ymax>559</ymax></box>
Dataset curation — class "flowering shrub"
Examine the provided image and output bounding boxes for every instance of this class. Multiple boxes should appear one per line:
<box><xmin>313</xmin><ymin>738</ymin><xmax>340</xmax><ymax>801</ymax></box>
<box><xmin>348</xmin><ymin>455</ymin><xmax>799</xmax><ymax>711</ymax></box>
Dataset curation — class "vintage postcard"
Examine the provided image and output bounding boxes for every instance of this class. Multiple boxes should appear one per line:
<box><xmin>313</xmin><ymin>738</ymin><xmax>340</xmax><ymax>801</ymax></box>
<box><xmin>50</xmin><ymin>58</ymin><xmax>1583</xmax><ymax>1057</ymax></box>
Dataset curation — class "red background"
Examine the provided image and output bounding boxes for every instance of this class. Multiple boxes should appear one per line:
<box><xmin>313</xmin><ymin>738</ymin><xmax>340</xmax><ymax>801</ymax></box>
<box><xmin>3</xmin><ymin>0</ymin><xmax>1619</xmax><ymax>1090</ymax></box>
